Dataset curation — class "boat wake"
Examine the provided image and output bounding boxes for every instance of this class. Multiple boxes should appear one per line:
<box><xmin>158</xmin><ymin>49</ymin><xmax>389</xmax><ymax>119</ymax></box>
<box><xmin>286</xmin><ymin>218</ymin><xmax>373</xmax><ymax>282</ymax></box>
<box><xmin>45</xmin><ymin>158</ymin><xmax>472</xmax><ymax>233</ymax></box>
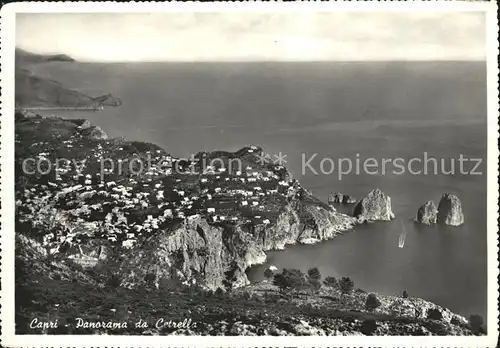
<box><xmin>398</xmin><ymin>222</ymin><xmax>408</xmax><ymax>248</ymax></box>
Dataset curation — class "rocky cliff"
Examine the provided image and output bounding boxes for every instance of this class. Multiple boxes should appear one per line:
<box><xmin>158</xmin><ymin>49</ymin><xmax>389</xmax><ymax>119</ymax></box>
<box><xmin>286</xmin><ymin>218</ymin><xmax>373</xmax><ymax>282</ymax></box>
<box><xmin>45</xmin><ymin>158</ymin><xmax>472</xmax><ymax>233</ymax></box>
<box><xmin>353</xmin><ymin>188</ymin><xmax>395</xmax><ymax>223</ymax></box>
<box><xmin>415</xmin><ymin>200</ymin><xmax>438</xmax><ymax>225</ymax></box>
<box><xmin>437</xmin><ymin>193</ymin><xmax>464</xmax><ymax>226</ymax></box>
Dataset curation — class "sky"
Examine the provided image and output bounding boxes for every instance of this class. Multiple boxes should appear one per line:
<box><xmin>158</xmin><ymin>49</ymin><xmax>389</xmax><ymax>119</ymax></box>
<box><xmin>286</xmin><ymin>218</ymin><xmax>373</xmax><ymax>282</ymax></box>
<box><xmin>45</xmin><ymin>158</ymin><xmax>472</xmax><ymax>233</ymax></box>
<box><xmin>16</xmin><ymin>12</ymin><xmax>486</xmax><ymax>62</ymax></box>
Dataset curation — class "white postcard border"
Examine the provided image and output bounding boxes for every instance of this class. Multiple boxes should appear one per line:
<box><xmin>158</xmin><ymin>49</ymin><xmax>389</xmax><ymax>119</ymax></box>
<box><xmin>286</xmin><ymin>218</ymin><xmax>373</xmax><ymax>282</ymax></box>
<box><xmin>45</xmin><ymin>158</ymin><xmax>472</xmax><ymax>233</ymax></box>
<box><xmin>1</xmin><ymin>1</ymin><xmax>498</xmax><ymax>347</ymax></box>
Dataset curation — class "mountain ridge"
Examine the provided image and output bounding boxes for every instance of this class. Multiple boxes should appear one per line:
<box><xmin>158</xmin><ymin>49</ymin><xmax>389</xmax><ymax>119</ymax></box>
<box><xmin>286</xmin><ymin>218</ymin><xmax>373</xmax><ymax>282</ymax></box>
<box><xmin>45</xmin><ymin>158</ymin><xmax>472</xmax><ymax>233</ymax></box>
<box><xmin>16</xmin><ymin>47</ymin><xmax>76</xmax><ymax>64</ymax></box>
<box><xmin>15</xmin><ymin>48</ymin><xmax>121</xmax><ymax>108</ymax></box>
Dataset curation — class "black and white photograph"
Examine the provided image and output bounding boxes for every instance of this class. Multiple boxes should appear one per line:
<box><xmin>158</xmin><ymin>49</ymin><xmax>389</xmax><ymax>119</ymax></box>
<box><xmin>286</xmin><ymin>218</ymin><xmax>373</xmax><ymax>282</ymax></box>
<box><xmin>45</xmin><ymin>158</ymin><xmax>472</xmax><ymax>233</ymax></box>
<box><xmin>1</xmin><ymin>2</ymin><xmax>498</xmax><ymax>347</ymax></box>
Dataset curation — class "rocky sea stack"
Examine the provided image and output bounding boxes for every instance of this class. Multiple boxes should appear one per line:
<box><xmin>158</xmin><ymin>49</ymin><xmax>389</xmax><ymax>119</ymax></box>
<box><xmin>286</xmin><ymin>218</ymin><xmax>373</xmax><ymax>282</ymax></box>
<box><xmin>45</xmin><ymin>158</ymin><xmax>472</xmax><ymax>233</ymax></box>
<box><xmin>353</xmin><ymin>188</ymin><xmax>395</xmax><ymax>223</ymax></box>
<box><xmin>415</xmin><ymin>200</ymin><xmax>438</xmax><ymax>225</ymax></box>
<box><xmin>328</xmin><ymin>192</ymin><xmax>356</xmax><ymax>204</ymax></box>
<box><xmin>437</xmin><ymin>193</ymin><xmax>464</xmax><ymax>226</ymax></box>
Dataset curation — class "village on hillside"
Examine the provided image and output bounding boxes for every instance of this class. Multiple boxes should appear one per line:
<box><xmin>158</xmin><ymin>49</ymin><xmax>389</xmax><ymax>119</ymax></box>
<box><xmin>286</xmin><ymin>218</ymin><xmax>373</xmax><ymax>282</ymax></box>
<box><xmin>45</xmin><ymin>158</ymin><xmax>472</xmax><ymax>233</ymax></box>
<box><xmin>15</xmin><ymin>116</ymin><xmax>317</xmax><ymax>259</ymax></box>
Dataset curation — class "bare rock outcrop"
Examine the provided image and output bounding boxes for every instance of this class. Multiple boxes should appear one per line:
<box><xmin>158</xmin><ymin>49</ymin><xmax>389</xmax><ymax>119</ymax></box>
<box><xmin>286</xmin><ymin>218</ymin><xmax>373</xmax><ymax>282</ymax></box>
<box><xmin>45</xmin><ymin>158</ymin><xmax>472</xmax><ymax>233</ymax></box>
<box><xmin>86</xmin><ymin>126</ymin><xmax>109</xmax><ymax>140</ymax></box>
<box><xmin>353</xmin><ymin>188</ymin><xmax>395</xmax><ymax>223</ymax></box>
<box><xmin>415</xmin><ymin>200</ymin><xmax>438</xmax><ymax>225</ymax></box>
<box><xmin>328</xmin><ymin>192</ymin><xmax>356</xmax><ymax>204</ymax></box>
<box><xmin>437</xmin><ymin>193</ymin><xmax>464</xmax><ymax>226</ymax></box>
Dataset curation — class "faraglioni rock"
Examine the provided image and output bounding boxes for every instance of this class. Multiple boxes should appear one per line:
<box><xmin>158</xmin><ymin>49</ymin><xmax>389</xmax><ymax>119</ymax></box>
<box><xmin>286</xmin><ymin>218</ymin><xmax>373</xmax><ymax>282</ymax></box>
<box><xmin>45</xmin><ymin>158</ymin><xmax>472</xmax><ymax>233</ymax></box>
<box><xmin>437</xmin><ymin>193</ymin><xmax>464</xmax><ymax>226</ymax></box>
<box><xmin>415</xmin><ymin>200</ymin><xmax>438</xmax><ymax>225</ymax></box>
<box><xmin>353</xmin><ymin>188</ymin><xmax>395</xmax><ymax>223</ymax></box>
<box><xmin>328</xmin><ymin>192</ymin><xmax>356</xmax><ymax>204</ymax></box>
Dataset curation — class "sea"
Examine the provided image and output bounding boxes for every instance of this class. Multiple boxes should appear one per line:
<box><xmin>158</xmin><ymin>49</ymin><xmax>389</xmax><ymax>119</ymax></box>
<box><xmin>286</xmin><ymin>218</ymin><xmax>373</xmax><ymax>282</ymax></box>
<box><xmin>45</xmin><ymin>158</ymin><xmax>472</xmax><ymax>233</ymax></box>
<box><xmin>28</xmin><ymin>61</ymin><xmax>488</xmax><ymax>321</ymax></box>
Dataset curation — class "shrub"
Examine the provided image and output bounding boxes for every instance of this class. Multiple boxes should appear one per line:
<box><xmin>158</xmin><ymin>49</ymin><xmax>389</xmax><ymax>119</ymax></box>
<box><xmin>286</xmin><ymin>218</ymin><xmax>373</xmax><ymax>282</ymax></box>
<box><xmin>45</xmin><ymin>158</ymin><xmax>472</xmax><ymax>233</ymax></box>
<box><xmin>323</xmin><ymin>276</ymin><xmax>337</xmax><ymax>288</ymax></box>
<box><xmin>242</xmin><ymin>291</ymin><xmax>252</xmax><ymax>300</ymax></box>
<box><xmin>214</xmin><ymin>287</ymin><xmax>225</xmax><ymax>298</ymax></box>
<box><xmin>468</xmin><ymin>314</ymin><xmax>484</xmax><ymax>334</ymax></box>
<box><xmin>273</xmin><ymin>268</ymin><xmax>307</xmax><ymax>295</ymax></box>
<box><xmin>307</xmin><ymin>267</ymin><xmax>322</xmax><ymax>292</ymax></box>
<box><xmin>365</xmin><ymin>293</ymin><xmax>382</xmax><ymax>311</ymax></box>
<box><xmin>427</xmin><ymin>308</ymin><xmax>444</xmax><ymax>321</ymax></box>
<box><xmin>402</xmin><ymin>290</ymin><xmax>408</xmax><ymax>298</ymax></box>
<box><xmin>360</xmin><ymin>319</ymin><xmax>378</xmax><ymax>335</ymax></box>
<box><xmin>144</xmin><ymin>273</ymin><xmax>156</xmax><ymax>288</ymax></box>
<box><xmin>263</xmin><ymin>268</ymin><xmax>275</xmax><ymax>281</ymax></box>
<box><xmin>107</xmin><ymin>274</ymin><xmax>121</xmax><ymax>288</ymax></box>
<box><xmin>338</xmin><ymin>277</ymin><xmax>355</xmax><ymax>295</ymax></box>
<box><xmin>307</xmin><ymin>267</ymin><xmax>321</xmax><ymax>281</ymax></box>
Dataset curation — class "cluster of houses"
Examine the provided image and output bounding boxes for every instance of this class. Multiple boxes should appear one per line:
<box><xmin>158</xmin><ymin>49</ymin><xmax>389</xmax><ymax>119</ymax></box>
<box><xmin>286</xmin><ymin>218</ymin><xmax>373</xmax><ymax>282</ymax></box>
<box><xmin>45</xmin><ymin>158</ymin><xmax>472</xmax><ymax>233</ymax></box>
<box><xmin>17</xmin><ymin>141</ymin><xmax>305</xmax><ymax>251</ymax></box>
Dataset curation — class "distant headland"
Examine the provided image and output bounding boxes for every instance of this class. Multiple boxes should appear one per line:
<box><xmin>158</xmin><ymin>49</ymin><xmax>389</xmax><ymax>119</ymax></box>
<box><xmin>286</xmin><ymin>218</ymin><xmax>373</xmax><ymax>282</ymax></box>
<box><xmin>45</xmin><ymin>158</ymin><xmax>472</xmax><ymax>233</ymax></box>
<box><xmin>15</xmin><ymin>48</ymin><xmax>121</xmax><ymax>110</ymax></box>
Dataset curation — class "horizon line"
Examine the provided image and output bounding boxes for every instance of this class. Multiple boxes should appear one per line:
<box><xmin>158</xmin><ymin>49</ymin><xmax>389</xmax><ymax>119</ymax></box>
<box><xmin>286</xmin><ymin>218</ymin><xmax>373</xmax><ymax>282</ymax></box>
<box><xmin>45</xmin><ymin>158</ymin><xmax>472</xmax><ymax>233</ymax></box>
<box><xmin>28</xmin><ymin>59</ymin><xmax>488</xmax><ymax>64</ymax></box>
<box><xmin>16</xmin><ymin>47</ymin><xmax>486</xmax><ymax>64</ymax></box>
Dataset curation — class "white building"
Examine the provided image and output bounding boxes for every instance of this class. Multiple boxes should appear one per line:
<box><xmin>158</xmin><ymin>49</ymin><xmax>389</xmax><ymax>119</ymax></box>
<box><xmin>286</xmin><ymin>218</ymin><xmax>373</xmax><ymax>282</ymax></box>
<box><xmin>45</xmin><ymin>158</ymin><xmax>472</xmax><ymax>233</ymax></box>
<box><xmin>122</xmin><ymin>240</ymin><xmax>136</xmax><ymax>249</ymax></box>
<box><xmin>164</xmin><ymin>209</ymin><xmax>173</xmax><ymax>217</ymax></box>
